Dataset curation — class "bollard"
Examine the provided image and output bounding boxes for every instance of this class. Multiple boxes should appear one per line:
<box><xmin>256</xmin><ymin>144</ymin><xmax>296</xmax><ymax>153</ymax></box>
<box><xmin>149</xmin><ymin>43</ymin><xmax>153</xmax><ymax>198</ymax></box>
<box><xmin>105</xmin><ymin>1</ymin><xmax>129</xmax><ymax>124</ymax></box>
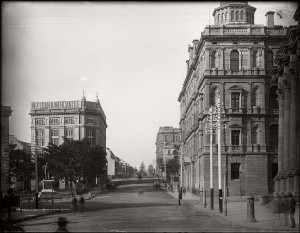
<box><xmin>204</xmin><ymin>190</ymin><xmax>207</xmax><ymax>208</ymax></box>
<box><xmin>246</xmin><ymin>193</ymin><xmax>257</xmax><ymax>222</ymax></box>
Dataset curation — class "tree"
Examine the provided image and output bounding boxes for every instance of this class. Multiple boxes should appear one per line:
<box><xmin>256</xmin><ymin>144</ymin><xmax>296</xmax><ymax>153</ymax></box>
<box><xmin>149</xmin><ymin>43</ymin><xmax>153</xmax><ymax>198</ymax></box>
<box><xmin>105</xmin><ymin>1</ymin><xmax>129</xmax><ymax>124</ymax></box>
<box><xmin>6</xmin><ymin>144</ymin><xmax>35</xmax><ymax>189</ymax></box>
<box><xmin>139</xmin><ymin>161</ymin><xmax>147</xmax><ymax>177</ymax></box>
<box><xmin>166</xmin><ymin>155</ymin><xmax>180</xmax><ymax>182</ymax></box>
<box><xmin>42</xmin><ymin>138</ymin><xmax>107</xmax><ymax>189</ymax></box>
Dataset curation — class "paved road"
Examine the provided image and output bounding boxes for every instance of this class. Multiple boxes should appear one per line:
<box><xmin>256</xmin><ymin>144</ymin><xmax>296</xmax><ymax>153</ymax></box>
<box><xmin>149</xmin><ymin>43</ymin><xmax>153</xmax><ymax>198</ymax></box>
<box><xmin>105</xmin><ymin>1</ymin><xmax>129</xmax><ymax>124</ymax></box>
<box><xmin>18</xmin><ymin>184</ymin><xmax>253</xmax><ymax>232</ymax></box>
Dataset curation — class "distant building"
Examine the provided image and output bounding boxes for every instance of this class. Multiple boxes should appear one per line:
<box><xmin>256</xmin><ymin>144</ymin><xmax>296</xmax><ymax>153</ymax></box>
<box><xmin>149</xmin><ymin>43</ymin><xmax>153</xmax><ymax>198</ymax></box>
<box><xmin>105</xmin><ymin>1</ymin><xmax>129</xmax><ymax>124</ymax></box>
<box><xmin>272</xmin><ymin>5</ymin><xmax>299</xmax><ymax>195</ymax></box>
<box><xmin>9</xmin><ymin>135</ymin><xmax>31</xmax><ymax>190</ymax></box>
<box><xmin>9</xmin><ymin>135</ymin><xmax>31</xmax><ymax>153</ymax></box>
<box><xmin>29</xmin><ymin>93</ymin><xmax>107</xmax><ymax>188</ymax></box>
<box><xmin>1</xmin><ymin>106</ymin><xmax>13</xmax><ymax>193</ymax></box>
<box><xmin>106</xmin><ymin>148</ymin><xmax>120</xmax><ymax>181</ymax></box>
<box><xmin>155</xmin><ymin>126</ymin><xmax>181</xmax><ymax>177</ymax></box>
<box><xmin>178</xmin><ymin>1</ymin><xmax>291</xmax><ymax>196</ymax></box>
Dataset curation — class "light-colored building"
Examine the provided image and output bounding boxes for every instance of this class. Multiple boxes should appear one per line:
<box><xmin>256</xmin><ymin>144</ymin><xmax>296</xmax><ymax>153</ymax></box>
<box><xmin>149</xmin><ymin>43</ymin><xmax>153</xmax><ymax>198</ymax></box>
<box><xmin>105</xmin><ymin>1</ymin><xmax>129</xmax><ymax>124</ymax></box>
<box><xmin>272</xmin><ymin>5</ymin><xmax>299</xmax><ymax>195</ymax></box>
<box><xmin>30</xmin><ymin>93</ymin><xmax>107</xmax><ymax>151</ymax></box>
<box><xmin>178</xmin><ymin>1</ymin><xmax>291</xmax><ymax>197</ymax></box>
<box><xmin>29</xmin><ymin>93</ymin><xmax>107</xmax><ymax>188</ymax></box>
<box><xmin>106</xmin><ymin>148</ymin><xmax>119</xmax><ymax>181</ymax></box>
<box><xmin>155</xmin><ymin>126</ymin><xmax>181</xmax><ymax>177</ymax></box>
<box><xmin>1</xmin><ymin>106</ymin><xmax>13</xmax><ymax>193</ymax></box>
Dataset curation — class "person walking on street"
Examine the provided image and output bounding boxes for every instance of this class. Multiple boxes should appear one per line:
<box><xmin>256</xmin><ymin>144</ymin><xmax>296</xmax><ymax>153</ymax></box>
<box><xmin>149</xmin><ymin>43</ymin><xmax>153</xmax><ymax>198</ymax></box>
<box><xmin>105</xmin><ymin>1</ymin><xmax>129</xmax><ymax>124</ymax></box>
<box><xmin>56</xmin><ymin>216</ymin><xmax>69</xmax><ymax>232</ymax></box>
<box><xmin>71</xmin><ymin>197</ymin><xmax>78</xmax><ymax>213</ymax></box>
<box><xmin>272</xmin><ymin>193</ymin><xmax>281</xmax><ymax>228</ymax></box>
<box><xmin>280</xmin><ymin>193</ymin><xmax>289</xmax><ymax>226</ymax></box>
<box><xmin>79</xmin><ymin>195</ymin><xmax>85</xmax><ymax>213</ymax></box>
<box><xmin>287</xmin><ymin>193</ymin><xmax>296</xmax><ymax>228</ymax></box>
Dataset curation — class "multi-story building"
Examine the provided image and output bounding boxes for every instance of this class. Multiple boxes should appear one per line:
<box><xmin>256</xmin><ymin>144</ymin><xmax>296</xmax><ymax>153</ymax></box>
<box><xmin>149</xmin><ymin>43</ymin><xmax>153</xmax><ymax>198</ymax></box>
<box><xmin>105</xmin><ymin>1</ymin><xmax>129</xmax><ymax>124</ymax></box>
<box><xmin>1</xmin><ymin>106</ymin><xmax>13</xmax><ymax>193</ymax></box>
<box><xmin>29</xmin><ymin>93</ymin><xmax>107</xmax><ymax>188</ymax></box>
<box><xmin>30</xmin><ymin>93</ymin><xmax>107</xmax><ymax>151</ymax></box>
<box><xmin>272</xmin><ymin>5</ymin><xmax>299</xmax><ymax>195</ymax></box>
<box><xmin>178</xmin><ymin>1</ymin><xmax>290</xmax><ymax>197</ymax></box>
<box><xmin>155</xmin><ymin>126</ymin><xmax>181</xmax><ymax>177</ymax></box>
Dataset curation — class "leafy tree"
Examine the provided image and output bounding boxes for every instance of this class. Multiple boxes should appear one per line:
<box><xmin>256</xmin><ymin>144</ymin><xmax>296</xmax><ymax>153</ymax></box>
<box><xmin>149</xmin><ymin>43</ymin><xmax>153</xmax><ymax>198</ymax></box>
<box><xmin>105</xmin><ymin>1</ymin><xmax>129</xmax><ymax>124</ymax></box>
<box><xmin>7</xmin><ymin>144</ymin><xmax>35</xmax><ymax>187</ymax></box>
<box><xmin>42</xmin><ymin>138</ymin><xmax>107</xmax><ymax>188</ymax></box>
<box><xmin>139</xmin><ymin>161</ymin><xmax>145</xmax><ymax>174</ymax></box>
<box><xmin>166</xmin><ymin>155</ymin><xmax>180</xmax><ymax>181</ymax></box>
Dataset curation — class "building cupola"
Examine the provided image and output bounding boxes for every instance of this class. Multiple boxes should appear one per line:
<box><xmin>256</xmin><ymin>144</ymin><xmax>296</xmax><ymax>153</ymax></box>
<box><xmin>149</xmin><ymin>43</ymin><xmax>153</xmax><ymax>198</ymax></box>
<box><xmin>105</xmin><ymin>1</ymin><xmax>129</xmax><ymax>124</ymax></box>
<box><xmin>265</xmin><ymin>11</ymin><xmax>275</xmax><ymax>28</ymax></box>
<box><xmin>212</xmin><ymin>1</ymin><xmax>256</xmax><ymax>25</ymax></box>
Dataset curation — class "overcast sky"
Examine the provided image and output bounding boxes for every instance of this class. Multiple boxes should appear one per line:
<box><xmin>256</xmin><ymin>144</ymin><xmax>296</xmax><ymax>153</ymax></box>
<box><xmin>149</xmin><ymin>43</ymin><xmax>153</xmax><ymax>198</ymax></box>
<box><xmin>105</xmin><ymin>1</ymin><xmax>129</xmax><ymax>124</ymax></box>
<box><xmin>2</xmin><ymin>1</ymin><xmax>298</xmax><ymax>169</ymax></box>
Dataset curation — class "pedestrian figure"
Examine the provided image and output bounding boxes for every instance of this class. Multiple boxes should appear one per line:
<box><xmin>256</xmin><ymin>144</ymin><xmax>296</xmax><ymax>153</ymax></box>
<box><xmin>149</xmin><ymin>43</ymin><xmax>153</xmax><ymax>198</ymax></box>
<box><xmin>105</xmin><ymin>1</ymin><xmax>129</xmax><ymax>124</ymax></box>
<box><xmin>56</xmin><ymin>216</ymin><xmax>69</xmax><ymax>232</ymax></box>
<box><xmin>287</xmin><ymin>193</ymin><xmax>296</xmax><ymax>228</ymax></box>
<box><xmin>138</xmin><ymin>189</ymin><xmax>144</xmax><ymax>196</ymax></box>
<box><xmin>272</xmin><ymin>193</ymin><xmax>281</xmax><ymax>228</ymax></box>
<box><xmin>280</xmin><ymin>193</ymin><xmax>289</xmax><ymax>226</ymax></box>
<box><xmin>71</xmin><ymin>197</ymin><xmax>78</xmax><ymax>213</ymax></box>
<box><xmin>79</xmin><ymin>195</ymin><xmax>85</xmax><ymax>213</ymax></box>
<box><xmin>4</xmin><ymin>188</ymin><xmax>14</xmax><ymax>222</ymax></box>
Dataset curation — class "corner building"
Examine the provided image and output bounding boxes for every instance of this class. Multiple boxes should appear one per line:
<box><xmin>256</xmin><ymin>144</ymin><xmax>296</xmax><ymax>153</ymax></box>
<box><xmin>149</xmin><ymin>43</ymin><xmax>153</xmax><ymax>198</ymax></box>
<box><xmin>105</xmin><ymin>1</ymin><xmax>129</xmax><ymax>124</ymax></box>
<box><xmin>30</xmin><ymin>93</ymin><xmax>107</xmax><ymax>153</ymax></box>
<box><xmin>178</xmin><ymin>1</ymin><xmax>289</xmax><ymax>197</ymax></box>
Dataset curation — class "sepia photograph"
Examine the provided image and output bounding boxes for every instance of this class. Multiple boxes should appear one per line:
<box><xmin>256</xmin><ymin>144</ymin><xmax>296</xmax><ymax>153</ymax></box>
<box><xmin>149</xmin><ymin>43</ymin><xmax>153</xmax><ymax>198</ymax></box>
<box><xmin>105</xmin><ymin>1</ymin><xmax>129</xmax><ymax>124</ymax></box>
<box><xmin>1</xmin><ymin>1</ymin><xmax>299</xmax><ymax>232</ymax></box>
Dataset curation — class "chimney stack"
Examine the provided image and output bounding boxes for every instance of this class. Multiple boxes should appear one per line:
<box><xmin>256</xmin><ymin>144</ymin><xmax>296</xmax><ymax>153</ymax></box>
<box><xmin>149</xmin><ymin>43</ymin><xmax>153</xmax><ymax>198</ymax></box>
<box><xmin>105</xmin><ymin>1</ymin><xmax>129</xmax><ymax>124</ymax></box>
<box><xmin>265</xmin><ymin>11</ymin><xmax>275</xmax><ymax>28</ymax></box>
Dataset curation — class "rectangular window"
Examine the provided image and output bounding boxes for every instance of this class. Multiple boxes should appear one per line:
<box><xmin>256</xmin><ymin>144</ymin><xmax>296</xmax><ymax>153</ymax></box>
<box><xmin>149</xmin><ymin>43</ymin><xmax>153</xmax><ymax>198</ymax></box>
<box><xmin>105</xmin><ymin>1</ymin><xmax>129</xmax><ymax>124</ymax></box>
<box><xmin>87</xmin><ymin>129</ymin><xmax>95</xmax><ymax>146</ymax></box>
<box><xmin>231</xmin><ymin>130</ymin><xmax>240</xmax><ymax>146</ymax></box>
<box><xmin>51</xmin><ymin>129</ymin><xmax>59</xmax><ymax>145</ymax></box>
<box><xmin>65</xmin><ymin>117</ymin><xmax>74</xmax><ymax>124</ymax></box>
<box><xmin>35</xmin><ymin>118</ymin><xmax>45</xmax><ymax>125</ymax></box>
<box><xmin>50</xmin><ymin>118</ymin><xmax>60</xmax><ymax>125</ymax></box>
<box><xmin>231</xmin><ymin>163</ymin><xmax>241</xmax><ymax>180</ymax></box>
<box><xmin>36</xmin><ymin>129</ymin><xmax>44</xmax><ymax>146</ymax></box>
<box><xmin>231</xmin><ymin>93</ymin><xmax>240</xmax><ymax>111</ymax></box>
<box><xmin>65</xmin><ymin>128</ymin><xmax>73</xmax><ymax>139</ymax></box>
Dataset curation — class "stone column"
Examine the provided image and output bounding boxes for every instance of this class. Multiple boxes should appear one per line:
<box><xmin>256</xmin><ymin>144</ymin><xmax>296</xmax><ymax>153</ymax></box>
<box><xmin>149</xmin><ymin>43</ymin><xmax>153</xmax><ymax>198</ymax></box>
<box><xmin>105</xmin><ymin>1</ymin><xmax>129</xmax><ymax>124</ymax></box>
<box><xmin>260</xmin><ymin>119</ymin><xmax>266</xmax><ymax>152</ymax></box>
<box><xmin>283</xmin><ymin>74</ymin><xmax>291</xmax><ymax>193</ymax></box>
<box><xmin>247</xmin><ymin>82</ymin><xmax>252</xmax><ymax>114</ymax></box>
<box><xmin>261</xmin><ymin>82</ymin><xmax>266</xmax><ymax>114</ymax></box>
<box><xmin>289</xmin><ymin>72</ymin><xmax>298</xmax><ymax>193</ymax></box>
<box><xmin>205</xmin><ymin>48</ymin><xmax>210</xmax><ymax>71</ymax></box>
<box><xmin>205</xmin><ymin>83</ymin><xmax>210</xmax><ymax>112</ymax></box>
<box><xmin>276</xmin><ymin>86</ymin><xmax>285</xmax><ymax>194</ymax></box>
<box><xmin>247</xmin><ymin>121</ymin><xmax>252</xmax><ymax>152</ymax></box>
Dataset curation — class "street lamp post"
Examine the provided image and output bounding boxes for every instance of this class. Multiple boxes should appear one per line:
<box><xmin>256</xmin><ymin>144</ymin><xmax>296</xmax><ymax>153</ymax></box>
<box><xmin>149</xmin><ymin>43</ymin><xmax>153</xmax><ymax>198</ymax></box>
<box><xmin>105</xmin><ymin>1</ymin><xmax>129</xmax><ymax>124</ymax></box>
<box><xmin>34</xmin><ymin>142</ymin><xmax>39</xmax><ymax>209</ymax></box>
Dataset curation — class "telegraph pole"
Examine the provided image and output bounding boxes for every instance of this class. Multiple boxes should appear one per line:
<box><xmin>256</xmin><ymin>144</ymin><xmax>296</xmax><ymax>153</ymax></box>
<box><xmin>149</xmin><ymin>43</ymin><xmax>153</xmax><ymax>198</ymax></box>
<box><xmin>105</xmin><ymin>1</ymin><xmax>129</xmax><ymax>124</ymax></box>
<box><xmin>217</xmin><ymin>96</ymin><xmax>223</xmax><ymax>213</ymax></box>
<box><xmin>207</xmin><ymin>107</ymin><xmax>214</xmax><ymax>210</ymax></box>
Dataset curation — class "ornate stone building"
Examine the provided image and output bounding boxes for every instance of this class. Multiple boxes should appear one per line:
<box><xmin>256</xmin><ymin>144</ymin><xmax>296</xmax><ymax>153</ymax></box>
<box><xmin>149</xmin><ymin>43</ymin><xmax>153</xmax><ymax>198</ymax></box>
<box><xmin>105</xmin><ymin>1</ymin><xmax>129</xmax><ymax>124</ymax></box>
<box><xmin>29</xmin><ymin>93</ymin><xmax>107</xmax><ymax>152</ymax></box>
<box><xmin>1</xmin><ymin>106</ymin><xmax>13</xmax><ymax>193</ymax></box>
<box><xmin>155</xmin><ymin>126</ymin><xmax>181</xmax><ymax>177</ymax></box>
<box><xmin>272</xmin><ymin>4</ymin><xmax>299</xmax><ymax>195</ymax></box>
<box><xmin>178</xmin><ymin>1</ymin><xmax>290</xmax><ymax>197</ymax></box>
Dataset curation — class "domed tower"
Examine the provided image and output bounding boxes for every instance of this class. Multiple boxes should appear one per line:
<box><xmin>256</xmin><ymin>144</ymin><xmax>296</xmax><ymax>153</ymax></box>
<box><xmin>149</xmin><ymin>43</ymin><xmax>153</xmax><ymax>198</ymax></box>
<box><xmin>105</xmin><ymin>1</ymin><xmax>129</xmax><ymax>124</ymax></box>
<box><xmin>95</xmin><ymin>92</ymin><xmax>100</xmax><ymax>104</ymax></box>
<box><xmin>212</xmin><ymin>1</ymin><xmax>256</xmax><ymax>25</ymax></box>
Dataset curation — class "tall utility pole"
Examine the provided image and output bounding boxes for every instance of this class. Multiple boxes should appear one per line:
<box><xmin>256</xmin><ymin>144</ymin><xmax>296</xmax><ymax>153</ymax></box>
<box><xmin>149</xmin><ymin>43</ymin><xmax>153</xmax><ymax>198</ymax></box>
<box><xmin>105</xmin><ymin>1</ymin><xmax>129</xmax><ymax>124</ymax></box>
<box><xmin>216</xmin><ymin>96</ymin><xmax>223</xmax><ymax>213</ymax></box>
<box><xmin>206</xmin><ymin>107</ymin><xmax>214</xmax><ymax>210</ymax></box>
<box><xmin>35</xmin><ymin>141</ymin><xmax>39</xmax><ymax>209</ymax></box>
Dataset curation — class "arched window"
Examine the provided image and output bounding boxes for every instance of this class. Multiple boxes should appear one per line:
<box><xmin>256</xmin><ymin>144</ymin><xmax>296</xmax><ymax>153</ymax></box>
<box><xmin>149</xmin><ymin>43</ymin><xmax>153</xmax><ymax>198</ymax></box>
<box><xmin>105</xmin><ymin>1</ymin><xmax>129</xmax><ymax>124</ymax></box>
<box><xmin>252</xmin><ymin>86</ymin><xmax>261</xmax><ymax>107</ymax></box>
<box><xmin>211</xmin><ymin>51</ymin><xmax>216</xmax><ymax>68</ymax></box>
<box><xmin>222</xmin><ymin>13</ymin><xmax>224</xmax><ymax>22</ymax></box>
<box><xmin>230</xmin><ymin>50</ymin><xmax>239</xmax><ymax>70</ymax></box>
<box><xmin>235</xmin><ymin>11</ymin><xmax>239</xmax><ymax>21</ymax></box>
<box><xmin>269</xmin><ymin>124</ymin><xmax>278</xmax><ymax>152</ymax></box>
<box><xmin>240</xmin><ymin>11</ymin><xmax>243</xmax><ymax>21</ymax></box>
<box><xmin>218</xmin><ymin>14</ymin><xmax>220</xmax><ymax>23</ymax></box>
<box><xmin>251</xmin><ymin>125</ymin><xmax>260</xmax><ymax>144</ymax></box>
<box><xmin>231</xmin><ymin>11</ymin><xmax>234</xmax><ymax>21</ymax></box>
<box><xmin>267</xmin><ymin>51</ymin><xmax>273</xmax><ymax>70</ymax></box>
<box><xmin>210</xmin><ymin>86</ymin><xmax>220</xmax><ymax>106</ymax></box>
<box><xmin>252</xmin><ymin>50</ymin><xmax>257</xmax><ymax>68</ymax></box>
<box><xmin>225</xmin><ymin>12</ymin><xmax>228</xmax><ymax>21</ymax></box>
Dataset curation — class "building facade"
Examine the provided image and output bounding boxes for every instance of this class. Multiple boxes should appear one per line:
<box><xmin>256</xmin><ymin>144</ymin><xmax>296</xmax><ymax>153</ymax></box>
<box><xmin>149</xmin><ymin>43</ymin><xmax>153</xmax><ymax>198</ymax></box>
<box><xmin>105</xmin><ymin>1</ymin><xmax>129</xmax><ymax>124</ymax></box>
<box><xmin>9</xmin><ymin>135</ymin><xmax>31</xmax><ymax>154</ymax></box>
<box><xmin>1</xmin><ymin>106</ymin><xmax>13</xmax><ymax>193</ymax></box>
<box><xmin>30</xmin><ymin>93</ymin><xmax>107</xmax><ymax>152</ymax></box>
<box><xmin>272</xmin><ymin>5</ymin><xmax>299</xmax><ymax>195</ymax></box>
<box><xmin>106</xmin><ymin>147</ymin><xmax>119</xmax><ymax>181</ymax></box>
<box><xmin>178</xmin><ymin>1</ymin><xmax>289</xmax><ymax>197</ymax></box>
<box><xmin>155</xmin><ymin>126</ymin><xmax>181</xmax><ymax>177</ymax></box>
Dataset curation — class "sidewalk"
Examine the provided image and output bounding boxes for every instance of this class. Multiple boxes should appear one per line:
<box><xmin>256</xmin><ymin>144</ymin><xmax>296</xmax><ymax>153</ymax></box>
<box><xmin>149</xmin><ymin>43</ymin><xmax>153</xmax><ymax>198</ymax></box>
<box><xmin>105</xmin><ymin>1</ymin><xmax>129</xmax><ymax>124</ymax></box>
<box><xmin>7</xmin><ymin>191</ymin><xmax>102</xmax><ymax>223</ymax></box>
<box><xmin>166</xmin><ymin>189</ymin><xmax>299</xmax><ymax>232</ymax></box>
